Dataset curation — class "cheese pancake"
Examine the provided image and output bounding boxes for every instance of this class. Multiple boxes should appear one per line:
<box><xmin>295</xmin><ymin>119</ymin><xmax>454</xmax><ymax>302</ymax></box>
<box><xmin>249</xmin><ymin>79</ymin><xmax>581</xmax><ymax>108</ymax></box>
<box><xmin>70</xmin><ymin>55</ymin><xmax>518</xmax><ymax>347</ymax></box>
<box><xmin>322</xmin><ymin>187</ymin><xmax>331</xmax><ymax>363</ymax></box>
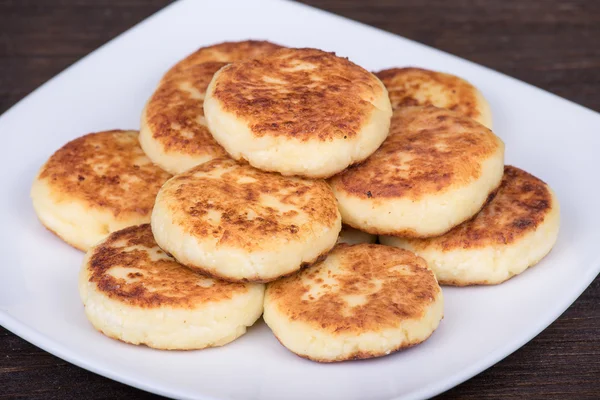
<box><xmin>263</xmin><ymin>244</ymin><xmax>443</xmax><ymax>362</ymax></box>
<box><xmin>79</xmin><ymin>224</ymin><xmax>264</xmax><ymax>349</ymax></box>
<box><xmin>141</xmin><ymin>41</ymin><xmax>284</xmax><ymax>174</ymax></box>
<box><xmin>140</xmin><ymin>62</ymin><xmax>229</xmax><ymax>174</ymax></box>
<box><xmin>204</xmin><ymin>48</ymin><xmax>393</xmax><ymax>178</ymax></box>
<box><xmin>161</xmin><ymin>40</ymin><xmax>283</xmax><ymax>83</ymax></box>
<box><xmin>381</xmin><ymin>166</ymin><xmax>560</xmax><ymax>285</ymax></box>
<box><xmin>330</xmin><ymin>106</ymin><xmax>504</xmax><ymax>238</ymax></box>
<box><xmin>376</xmin><ymin>67</ymin><xmax>492</xmax><ymax>129</ymax></box>
<box><xmin>151</xmin><ymin>157</ymin><xmax>341</xmax><ymax>282</ymax></box>
<box><xmin>31</xmin><ymin>130</ymin><xmax>171</xmax><ymax>251</ymax></box>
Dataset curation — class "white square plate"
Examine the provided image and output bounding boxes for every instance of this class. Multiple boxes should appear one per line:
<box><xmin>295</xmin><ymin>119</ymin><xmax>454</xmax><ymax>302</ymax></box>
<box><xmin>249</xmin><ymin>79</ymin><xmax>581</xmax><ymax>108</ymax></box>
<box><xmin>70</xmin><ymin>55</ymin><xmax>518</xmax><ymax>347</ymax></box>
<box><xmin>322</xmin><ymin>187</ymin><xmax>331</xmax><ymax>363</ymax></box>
<box><xmin>1</xmin><ymin>0</ymin><xmax>599</xmax><ymax>399</ymax></box>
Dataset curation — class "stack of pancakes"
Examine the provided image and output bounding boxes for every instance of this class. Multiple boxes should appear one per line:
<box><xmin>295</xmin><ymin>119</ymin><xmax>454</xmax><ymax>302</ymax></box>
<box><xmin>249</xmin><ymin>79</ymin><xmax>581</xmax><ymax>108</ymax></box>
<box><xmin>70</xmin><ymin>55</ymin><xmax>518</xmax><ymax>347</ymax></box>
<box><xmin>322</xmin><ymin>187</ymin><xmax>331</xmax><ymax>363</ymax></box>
<box><xmin>30</xmin><ymin>40</ymin><xmax>559</xmax><ymax>362</ymax></box>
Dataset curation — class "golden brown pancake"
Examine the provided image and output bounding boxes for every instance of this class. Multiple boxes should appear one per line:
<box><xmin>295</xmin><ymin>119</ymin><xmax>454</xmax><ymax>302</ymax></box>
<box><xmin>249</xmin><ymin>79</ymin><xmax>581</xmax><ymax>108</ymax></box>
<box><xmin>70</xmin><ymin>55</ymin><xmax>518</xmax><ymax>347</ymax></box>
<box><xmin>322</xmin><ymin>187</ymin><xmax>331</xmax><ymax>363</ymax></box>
<box><xmin>151</xmin><ymin>157</ymin><xmax>341</xmax><ymax>282</ymax></box>
<box><xmin>203</xmin><ymin>48</ymin><xmax>392</xmax><ymax>177</ymax></box>
<box><xmin>376</xmin><ymin>67</ymin><xmax>492</xmax><ymax>128</ymax></box>
<box><xmin>79</xmin><ymin>224</ymin><xmax>264</xmax><ymax>349</ymax></box>
<box><xmin>161</xmin><ymin>40</ymin><xmax>284</xmax><ymax>83</ymax></box>
<box><xmin>140</xmin><ymin>62</ymin><xmax>229</xmax><ymax>174</ymax></box>
<box><xmin>381</xmin><ymin>166</ymin><xmax>561</xmax><ymax>285</ymax></box>
<box><xmin>263</xmin><ymin>243</ymin><xmax>444</xmax><ymax>362</ymax></box>
<box><xmin>85</xmin><ymin>224</ymin><xmax>251</xmax><ymax>307</ymax></box>
<box><xmin>140</xmin><ymin>40</ymin><xmax>285</xmax><ymax>174</ymax></box>
<box><xmin>31</xmin><ymin>130</ymin><xmax>171</xmax><ymax>251</ymax></box>
<box><xmin>330</xmin><ymin>106</ymin><xmax>504</xmax><ymax>238</ymax></box>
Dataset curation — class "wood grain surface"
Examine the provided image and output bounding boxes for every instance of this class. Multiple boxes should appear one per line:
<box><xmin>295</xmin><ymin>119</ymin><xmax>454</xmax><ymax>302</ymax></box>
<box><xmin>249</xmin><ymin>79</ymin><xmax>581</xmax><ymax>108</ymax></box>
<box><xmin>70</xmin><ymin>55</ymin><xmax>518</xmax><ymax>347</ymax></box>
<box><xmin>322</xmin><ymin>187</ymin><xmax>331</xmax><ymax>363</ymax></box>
<box><xmin>1</xmin><ymin>0</ymin><xmax>599</xmax><ymax>399</ymax></box>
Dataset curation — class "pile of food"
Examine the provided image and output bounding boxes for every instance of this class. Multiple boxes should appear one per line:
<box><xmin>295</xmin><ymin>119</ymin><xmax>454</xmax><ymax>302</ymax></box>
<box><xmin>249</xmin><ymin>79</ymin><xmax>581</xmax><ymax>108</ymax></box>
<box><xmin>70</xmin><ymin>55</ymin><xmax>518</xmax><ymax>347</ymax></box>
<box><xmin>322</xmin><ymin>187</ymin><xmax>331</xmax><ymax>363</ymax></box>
<box><xmin>30</xmin><ymin>40</ymin><xmax>560</xmax><ymax>363</ymax></box>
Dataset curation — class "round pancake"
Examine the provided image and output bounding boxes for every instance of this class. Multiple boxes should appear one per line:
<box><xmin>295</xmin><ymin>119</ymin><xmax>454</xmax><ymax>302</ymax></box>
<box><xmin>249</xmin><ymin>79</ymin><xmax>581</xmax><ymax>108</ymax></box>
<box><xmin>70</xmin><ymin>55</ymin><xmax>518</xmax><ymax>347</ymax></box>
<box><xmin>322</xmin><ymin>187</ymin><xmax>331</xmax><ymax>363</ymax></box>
<box><xmin>330</xmin><ymin>106</ymin><xmax>505</xmax><ymax>238</ymax></box>
<box><xmin>263</xmin><ymin>243</ymin><xmax>443</xmax><ymax>362</ymax></box>
<box><xmin>31</xmin><ymin>130</ymin><xmax>172</xmax><ymax>251</ymax></box>
<box><xmin>140</xmin><ymin>62</ymin><xmax>229</xmax><ymax>174</ymax></box>
<box><xmin>381</xmin><ymin>166</ymin><xmax>560</xmax><ymax>285</ymax></box>
<box><xmin>79</xmin><ymin>224</ymin><xmax>264</xmax><ymax>350</ymax></box>
<box><xmin>161</xmin><ymin>40</ymin><xmax>283</xmax><ymax>83</ymax></box>
<box><xmin>203</xmin><ymin>48</ymin><xmax>393</xmax><ymax>178</ymax></box>
<box><xmin>376</xmin><ymin>67</ymin><xmax>493</xmax><ymax>129</ymax></box>
<box><xmin>337</xmin><ymin>225</ymin><xmax>377</xmax><ymax>245</ymax></box>
<box><xmin>151</xmin><ymin>157</ymin><xmax>342</xmax><ymax>282</ymax></box>
<box><xmin>141</xmin><ymin>41</ymin><xmax>285</xmax><ymax>175</ymax></box>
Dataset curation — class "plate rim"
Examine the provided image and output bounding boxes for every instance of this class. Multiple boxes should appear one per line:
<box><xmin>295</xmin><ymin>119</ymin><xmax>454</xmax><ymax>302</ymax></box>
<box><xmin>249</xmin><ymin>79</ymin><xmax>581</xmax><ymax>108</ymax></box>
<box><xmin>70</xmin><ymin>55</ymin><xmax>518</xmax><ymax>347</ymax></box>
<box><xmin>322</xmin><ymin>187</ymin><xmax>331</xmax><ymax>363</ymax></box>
<box><xmin>3</xmin><ymin>259</ymin><xmax>599</xmax><ymax>400</ymax></box>
<box><xmin>1</xmin><ymin>0</ymin><xmax>599</xmax><ymax>399</ymax></box>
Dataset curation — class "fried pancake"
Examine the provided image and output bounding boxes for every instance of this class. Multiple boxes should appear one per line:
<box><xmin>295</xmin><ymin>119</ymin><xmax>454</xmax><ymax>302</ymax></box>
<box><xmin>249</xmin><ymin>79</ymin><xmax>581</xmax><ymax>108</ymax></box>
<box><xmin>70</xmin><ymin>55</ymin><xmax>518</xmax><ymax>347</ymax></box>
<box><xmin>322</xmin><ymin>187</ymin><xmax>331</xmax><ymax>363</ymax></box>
<box><xmin>161</xmin><ymin>40</ymin><xmax>283</xmax><ymax>83</ymax></box>
<box><xmin>79</xmin><ymin>224</ymin><xmax>264</xmax><ymax>349</ymax></box>
<box><xmin>337</xmin><ymin>225</ymin><xmax>377</xmax><ymax>245</ymax></box>
<box><xmin>263</xmin><ymin>244</ymin><xmax>443</xmax><ymax>362</ymax></box>
<box><xmin>381</xmin><ymin>166</ymin><xmax>560</xmax><ymax>285</ymax></box>
<box><xmin>376</xmin><ymin>67</ymin><xmax>493</xmax><ymax>129</ymax></box>
<box><xmin>151</xmin><ymin>157</ymin><xmax>341</xmax><ymax>282</ymax></box>
<box><xmin>141</xmin><ymin>41</ymin><xmax>284</xmax><ymax>174</ymax></box>
<box><xmin>31</xmin><ymin>130</ymin><xmax>171</xmax><ymax>251</ymax></box>
<box><xmin>140</xmin><ymin>62</ymin><xmax>229</xmax><ymax>174</ymax></box>
<box><xmin>203</xmin><ymin>48</ymin><xmax>393</xmax><ymax>178</ymax></box>
<box><xmin>330</xmin><ymin>106</ymin><xmax>505</xmax><ymax>238</ymax></box>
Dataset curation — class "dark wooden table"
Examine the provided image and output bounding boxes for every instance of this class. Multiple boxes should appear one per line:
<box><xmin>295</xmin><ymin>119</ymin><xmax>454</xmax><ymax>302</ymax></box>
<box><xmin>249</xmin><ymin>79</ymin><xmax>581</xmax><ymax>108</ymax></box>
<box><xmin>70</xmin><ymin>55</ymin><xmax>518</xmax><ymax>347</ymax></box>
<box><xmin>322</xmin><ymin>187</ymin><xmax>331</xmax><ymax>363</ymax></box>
<box><xmin>1</xmin><ymin>0</ymin><xmax>599</xmax><ymax>399</ymax></box>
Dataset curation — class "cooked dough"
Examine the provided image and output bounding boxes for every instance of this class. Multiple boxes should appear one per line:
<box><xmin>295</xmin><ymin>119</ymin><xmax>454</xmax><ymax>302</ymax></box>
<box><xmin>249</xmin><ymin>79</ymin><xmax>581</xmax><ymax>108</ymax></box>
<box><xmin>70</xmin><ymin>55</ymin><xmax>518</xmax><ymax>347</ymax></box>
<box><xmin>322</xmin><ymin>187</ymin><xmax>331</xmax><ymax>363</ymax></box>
<box><xmin>151</xmin><ymin>157</ymin><xmax>341</xmax><ymax>282</ymax></box>
<box><xmin>141</xmin><ymin>41</ymin><xmax>284</xmax><ymax>174</ymax></box>
<box><xmin>376</xmin><ymin>67</ymin><xmax>493</xmax><ymax>129</ymax></box>
<box><xmin>140</xmin><ymin>62</ymin><xmax>229</xmax><ymax>174</ymax></box>
<box><xmin>31</xmin><ymin>130</ymin><xmax>171</xmax><ymax>251</ymax></box>
<box><xmin>161</xmin><ymin>40</ymin><xmax>283</xmax><ymax>83</ymax></box>
<box><xmin>330</xmin><ymin>106</ymin><xmax>504</xmax><ymax>238</ymax></box>
<box><xmin>263</xmin><ymin>244</ymin><xmax>443</xmax><ymax>362</ymax></box>
<box><xmin>79</xmin><ymin>224</ymin><xmax>264</xmax><ymax>350</ymax></box>
<box><xmin>381</xmin><ymin>166</ymin><xmax>560</xmax><ymax>285</ymax></box>
<box><xmin>337</xmin><ymin>225</ymin><xmax>377</xmax><ymax>245</ymax></box>
<box><xmin>204</xmin><ymin>48</ymin><xmax>393</xmax><ymax>178</ymax></box>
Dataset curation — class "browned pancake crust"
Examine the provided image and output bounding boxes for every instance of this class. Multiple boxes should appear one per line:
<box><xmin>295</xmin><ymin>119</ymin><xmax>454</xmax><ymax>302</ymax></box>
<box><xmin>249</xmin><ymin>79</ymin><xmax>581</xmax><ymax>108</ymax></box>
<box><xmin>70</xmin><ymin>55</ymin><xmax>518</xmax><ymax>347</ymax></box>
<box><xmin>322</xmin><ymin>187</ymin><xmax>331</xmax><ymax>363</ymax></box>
<box><xmin>267</xmin><ymin>244</ymin><xmax>440</xmax><ymax>334</ymax></box>
<box><xmin>38</xmin><ymin>130</ymin><xmax>171</xmax><ymax>218</ymax></box>
<box><xmin>376</xmin><ymin>67</ymin><xmax>482</xmax><ymax>119</ymax></box>
<box><xmin>330</xmin><ymin>106</ymin><xmax>500</xmax><ymax>200</ymax></box>
<box><xmin>441</xmin><ymin>277</ymin><xmax>496</xmax><ymax>286</ymax></box>
<box><xmin>162</xmin><ymin>40</ymin><xmax>283</xmax><ymax>82</ymax></box>
<box><xmin>211</xmin><ymin>48</ymin><xmax>385</xmax><ymax>141</ymax></box>
<box><xmin>144</xmin><ymin>62</ymin><xmax>229</xmax><ymax>157</ymax></box>
<box><xmin>406</xmin><ymin>166</ymin><xmax>555</xmax><ymax>251</ymax></box>
<box><xmin>161</xmin><ymin>157</ymin><xmax>339</xmax><ymax>251</ymax></box>
<box><xmin>86</xmin><ymin>224</ymin><xmax>249</xmax><ymax>308</ymax></box>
